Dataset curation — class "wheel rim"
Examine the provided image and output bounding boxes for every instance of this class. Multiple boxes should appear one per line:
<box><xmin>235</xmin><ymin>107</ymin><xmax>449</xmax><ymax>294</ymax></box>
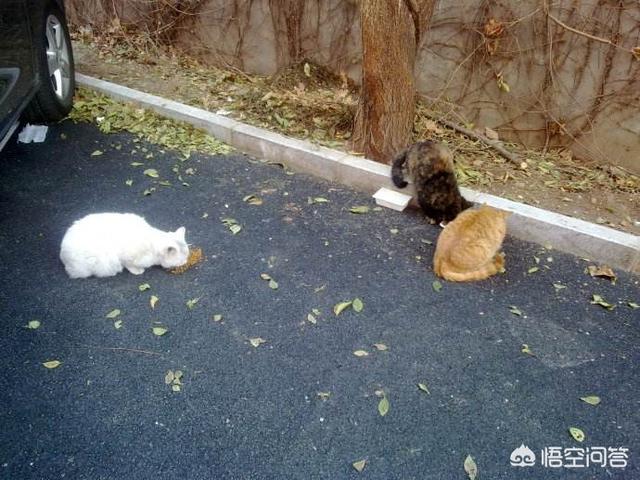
<box><xmin>44</xmin><ymin>15</ymin><xmax>71</xmax><ymax>101</ymax></box>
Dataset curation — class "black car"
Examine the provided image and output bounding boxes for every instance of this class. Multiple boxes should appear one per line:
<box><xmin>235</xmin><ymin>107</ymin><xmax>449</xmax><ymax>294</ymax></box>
<box><xmin>0</xmin><ymin>0</ymin><xmax>75</xmax><ymax>150</ymax></box>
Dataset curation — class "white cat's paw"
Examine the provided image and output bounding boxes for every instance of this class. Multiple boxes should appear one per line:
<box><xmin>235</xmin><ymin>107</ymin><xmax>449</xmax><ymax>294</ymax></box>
<box><xmin>127</xmin><ymin>266</ymin><xmax>145</xmax><ymax>275</ymax></box>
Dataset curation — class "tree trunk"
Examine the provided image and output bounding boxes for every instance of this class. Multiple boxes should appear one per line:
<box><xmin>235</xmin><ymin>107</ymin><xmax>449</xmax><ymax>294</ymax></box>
<box><xmin>352</xmin><ymin>0</ymin><xmax>436</xmax><ymax>163</ymax></box>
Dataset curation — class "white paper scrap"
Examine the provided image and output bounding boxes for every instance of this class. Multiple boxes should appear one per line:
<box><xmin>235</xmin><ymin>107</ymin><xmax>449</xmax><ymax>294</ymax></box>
<box><xmin>373</xmin><ymin>187</ymin><xmax>412</xmax><ymax>212</ymax></box>
<box><xmin>18</xmin><ymin>124</ymin><xmax>49</xmax><ymax>143</ymax></box>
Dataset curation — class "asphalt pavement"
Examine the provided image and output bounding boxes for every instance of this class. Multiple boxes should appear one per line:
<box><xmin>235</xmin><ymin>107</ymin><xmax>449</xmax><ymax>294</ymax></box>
<box><xmin>0</xmin><ymin>120</ymin><xmax>638</xmax><ymax>479</ymax></box>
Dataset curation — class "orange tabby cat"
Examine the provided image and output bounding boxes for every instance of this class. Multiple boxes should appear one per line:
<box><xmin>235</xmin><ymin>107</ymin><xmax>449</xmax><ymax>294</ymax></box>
<box><xmin>433</xmin><ymin>205</ymin><xmax>509</xmax><ymax>282</ymax></box>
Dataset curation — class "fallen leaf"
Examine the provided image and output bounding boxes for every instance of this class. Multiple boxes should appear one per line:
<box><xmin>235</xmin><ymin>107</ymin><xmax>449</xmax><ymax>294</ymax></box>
<box><xmin>464</xmin><ymin>455</ymin><xmax>478</xmax><ymax>480</ymax></box>
<box><xmin>308</xmin><ymin>197</ymin><xmax>329</xmax><ymax>205</ymax></box>
<box><xmin>629</xmin><ymin>302</ymin><xmax>639</xmax><ymax>309</ymax></box>
<box><xmin>317</xmin><ymin>391</ymin><xmax>331</xmax><ymax>400</ymax></box>
<box><xmin>106</xmin><ymin>309</ymin><xmax>121</xmax><ymax>319</ymax></box>
<box><xmin>352</xmin><ymin>459</ymin><xmax>366</xmax><ymax>473</ymax></box>
<box><xmin>143</xmin><ymin>168</ymin><xmax>159</xmax><ymax>178</ymax></box>
<box><xmin>509</xmin><ymin>306</ymin><xmax>523</xmax><ymax>316</ymax></box>
<box><xmin>125</xmin><ymin>179</ymin><xmax>133</xmax><ymax>186</ymax></box>
<box><xmin>307</xmin><ymin>313</ymin><xmax>317</xmax><ymax>324</ymax></box>
<box><xmin>138</xmin><ymin>283</ymin><xmax>151</xmax><ymax>291</ymax></box>
<box><xmin>213</xmin><ymin>314</ymin><xmax>223</xmax><ymax>322</ymax></box>
<box><xmin>186</xmin><ymin>297</ymin><xmax>201</xmax><ymax>310</ymax></box>
<box><xmin>378</xmin><ymin>396</ymin><xmax>389</xmax><ymax>416</ymax></box>
<box><xmin>349</xmin><ymin>206</ymin><xmax>370</xmax><ymax>214</ymax></box>
<box><xmin>130</xmin><ymin>161</ymin><xmax>144</xmax><ymax>166</ymax></box>
<box><xmin>587</xmin><ymin>265</ymin><xmax>617</xmax><ymax>283</ymax></box>
<box><xmin>268</xmin><ymin>279</ymin><xmax>278</xmax><ymax>290</ymax></box>
<box><xmin>165</xmin><ymin>370</ymin><xmax>174</xmax><ymax>384</ymax></box>
<box><xmin>150</xmin><ymin>295</ymin><xmax>159</xmax><ymax>309</ymax></box>
<box><xmin>249</xmin><ymin>337</ymin><xmax>266</xmax><ymax>347</ymax></box>
<box><xmin>580</xmin><ymin>395</ymin><xmax>601</xmax><ymax>406</ymax></box>
<box><xmin>243</xmin><ymin>194</ymin><xmax>263</xmax><ymax>205</ymax></box>
<box><xmin>143</xmin><ymin>187</ymin><xmax>155</xmax><ymax>196</ymax></box>
<box><xmin>389</xmin><ymin>228</ymin><xmax>399</xmax><ymax>234</ymax></box>
<box><xmin>417</xmin><ymin>383</ymin><xmax>431</xmax><ymax>394</ymax></box>
<box><xmin>303</xmin><ymin>62</ymin><xmax>311</xmax><ymax>77</ymax></box>
<box><xmin>569</xmin><ymin>427</ymin><xmax>585</xmax><ymax>442</ymax></box>
<box><xmin>553</xmin><ymin>283</ymin><xmax>566</xmax><ymax>291</ymax></box>
<box><xmin>373</xmin><ymin>343</ymin><xmax>388</xmax><ymax>351</ymax></box>
<box><xmin>91</xmin><ymin>149</ymin><xmax>104</xmax><ymax>156</ymax></box>
<box><xmin>423</xmin><ymin>119</ymin><xmax>443</xmax><ymax>134</ymax></box>
<box><xmin>260</xmin><ymin>273</ymin><xmax>272</xmax><ymax>280</ymax></box>
<box><xmin>221</xmin><ymin>218</ymin><xmax>242</xmax><ymax>234</ymax></box>
<box><xmin>591</xmin><ymin>294</ymin><xmax>615</xmax><ymax>310</ymax></box>
<box><xmin>521</xmin><ymin>344</ymin><xmax>534</xmax><ymax>356</ymax></box>
<box><xmin>352</xmin><ymin>298</ymin><xmax>364</xmax><ymax>312</ymax></box>
<box><xmin>527</xmin><ymin>267</ymin><xmax>540</xmax><ymax>274</ymax></box>
<box><xmin>26</xmin><ymin>320</ymin><xmax>41</xmax><ymax>330</ymax></box>
<box><xmin>420</xmin><ymin>239</ymin><xmax>433</xmax><ymax>245</ymax></box>
<box><xmin>484</xmin><ymin>127</ymin><xmax>499</xmax><ymax>140</ymax></box>
<box><xmin>353</xmin><ymin>350</ymin><xmax>369</xmax><ymax>357</ymax></box>
<box><xmin>172</xmin><ymin>384</ymin><xmax>181</xmax><ymax>392</ymax></box>
<box><xmin>312</xmin><ymin>308</ymin><xmax>321</xmax><ymax>316</ymax></box>
<box><xmin>43</xmin><ymin>360</ymin><xmax>61</xmax><ymax>369</ymax></box>
<box><xmin>432</xmin><ymin>280</ymin><xmax>443</xmax><ymax>292</ymax></box>
<box><xmin>152</xmin><ymin>326</ymin><xmax>168</xmax><ymax>336</ymax></box>
<box><xmin>334</xmin><ymin>301</ymin><xmax>353</xmax><ymax>315</ymax></box>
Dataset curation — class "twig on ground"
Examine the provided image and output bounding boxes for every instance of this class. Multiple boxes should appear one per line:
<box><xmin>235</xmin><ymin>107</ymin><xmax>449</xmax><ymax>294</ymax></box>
<box><xmin>74</xmin><ymin>344</ymin><xmax>162</xmax><ymax>356</ymax></box>
<box><xmin>421</xmin><ymin>111</ymin><xmax>521</xmax><ymax>165</ymax></box>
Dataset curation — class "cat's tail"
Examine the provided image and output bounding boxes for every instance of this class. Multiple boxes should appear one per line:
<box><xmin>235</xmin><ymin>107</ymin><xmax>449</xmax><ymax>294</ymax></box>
<box><xmin>460</xmin><ymin>196</ymin><xmax>474</xmax><ymax>211</ymax></box>
<box><xmin>391</xmin><ymin>149</ymin><xmax>409</xmax><ymax>188</ymax></box>
<box><xmin>436</xmin><ymin>253</ymin><xmax>505</xmax><ymax>282</ymax></box>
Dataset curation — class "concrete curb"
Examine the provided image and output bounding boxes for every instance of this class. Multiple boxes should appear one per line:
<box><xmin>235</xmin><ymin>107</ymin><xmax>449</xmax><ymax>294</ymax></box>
<box><xmin>75</xmin><ymin>73</ymin><xmax>640</xmax><ymax>274</ymax></box>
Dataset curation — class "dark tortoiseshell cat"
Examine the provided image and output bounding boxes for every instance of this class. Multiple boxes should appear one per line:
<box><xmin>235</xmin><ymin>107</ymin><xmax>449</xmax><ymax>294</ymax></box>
<box><xmin>391</xmin><ymin>140</ymin><xmax>472</xmax><ymax>223</ymax></box>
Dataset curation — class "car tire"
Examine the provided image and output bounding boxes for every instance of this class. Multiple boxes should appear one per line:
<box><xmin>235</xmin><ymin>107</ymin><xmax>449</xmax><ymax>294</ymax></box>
<box><xmin>24</xmin><ymin>1</ymin><xmax>75</xmax><ymax>123</ymax></box>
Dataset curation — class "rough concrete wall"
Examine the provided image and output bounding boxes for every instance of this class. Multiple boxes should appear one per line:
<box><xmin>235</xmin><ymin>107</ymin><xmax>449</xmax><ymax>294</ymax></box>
<box><xmin>418</xmin><ymin>0</ymin><xmax>640</xmax><ymax>174</ymax></box>
<box><xmin>65</xmin><ymin>0</ymin><xmax>640</xmax><ymax>174</ymax></box>
<box><xmin>170</xmin><ymin>0</ymin><xmax>361</xmax><ymax>79</ymax></box>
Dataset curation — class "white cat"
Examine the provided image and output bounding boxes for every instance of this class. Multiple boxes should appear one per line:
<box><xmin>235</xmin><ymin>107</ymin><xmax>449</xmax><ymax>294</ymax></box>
<box><xmin>60</xmin><ymin>213</ymin><xmax>189</xmax><ymax>278</ymax></box>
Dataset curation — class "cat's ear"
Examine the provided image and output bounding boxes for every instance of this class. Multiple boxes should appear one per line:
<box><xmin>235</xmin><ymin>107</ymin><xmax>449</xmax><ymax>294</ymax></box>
<box><xmin>174</xmin><ymin>227</ymin><xmax>186</xmax><ymax>240</ymax></box>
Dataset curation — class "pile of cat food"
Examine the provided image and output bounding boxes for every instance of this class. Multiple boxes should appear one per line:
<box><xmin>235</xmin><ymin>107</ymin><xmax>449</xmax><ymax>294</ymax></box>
<box><xmin>169</xmin><ymin>247</ymin><xmax>204</xmax><ymax>274</ymax></box>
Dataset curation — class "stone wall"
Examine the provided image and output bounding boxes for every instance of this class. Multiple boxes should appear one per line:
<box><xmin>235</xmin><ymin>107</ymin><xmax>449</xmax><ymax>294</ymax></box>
<box><xmin>66</xmin><ymin>0</ymin><xmax>640</xmax><ymax>174</ymax></box>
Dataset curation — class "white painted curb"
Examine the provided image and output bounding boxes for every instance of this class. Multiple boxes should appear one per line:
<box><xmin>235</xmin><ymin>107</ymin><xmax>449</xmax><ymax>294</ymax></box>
<box><xmin>75</xmin><ymin>73</ymin><xmax>640</xmax><ymax>274</ymax></box>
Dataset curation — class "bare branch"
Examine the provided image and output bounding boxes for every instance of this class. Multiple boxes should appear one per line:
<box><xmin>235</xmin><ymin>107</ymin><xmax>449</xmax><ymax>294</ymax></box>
<box><xmin>420</xmin><ymin>108</ymin><xmax>521</xmax><ymax>165</ymax></box>
<box><xmin>544</xmin><ymin>4</ymin><xmax>638</xmax><ymax>58</ymax></box>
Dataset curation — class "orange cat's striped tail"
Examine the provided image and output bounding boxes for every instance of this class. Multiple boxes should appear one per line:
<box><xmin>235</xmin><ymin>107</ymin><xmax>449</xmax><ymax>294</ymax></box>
<box><xmin>435</xmin><ymin>253</ymin><xmax>504</xmax><ymax>282</ymax></box>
